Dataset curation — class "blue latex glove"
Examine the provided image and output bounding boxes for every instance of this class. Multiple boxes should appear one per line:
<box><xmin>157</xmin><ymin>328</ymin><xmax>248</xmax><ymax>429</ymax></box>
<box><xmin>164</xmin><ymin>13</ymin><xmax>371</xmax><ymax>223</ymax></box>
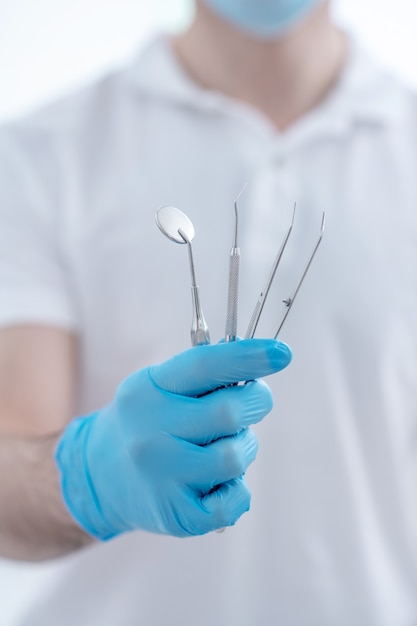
<box><xmin>55</xmin><ymin>338</ymin><xmax>292</xmax><ymax>540</ymax></box>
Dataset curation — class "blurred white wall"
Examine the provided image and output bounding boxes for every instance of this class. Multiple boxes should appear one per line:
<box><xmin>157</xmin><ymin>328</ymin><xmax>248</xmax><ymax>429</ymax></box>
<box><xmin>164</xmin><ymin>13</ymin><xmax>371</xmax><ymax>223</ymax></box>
<box><xmin>0</xmin><ymin>0</ymin><xmax>417</xmax><ymax>122</ymax></box>
<box><xmin>0</xmin><ymin>0</ymin><xmax>416</xmax><ymax>623</ymax></box>
<box><xmin>333</xmin><ymin>0</ymin><xmax>417</xmax><ymax>87</ymax></box>
<box><xmin>0</xmin><ymin>0</ymin><xmax>193</xmax><ymax>121</ymax></box>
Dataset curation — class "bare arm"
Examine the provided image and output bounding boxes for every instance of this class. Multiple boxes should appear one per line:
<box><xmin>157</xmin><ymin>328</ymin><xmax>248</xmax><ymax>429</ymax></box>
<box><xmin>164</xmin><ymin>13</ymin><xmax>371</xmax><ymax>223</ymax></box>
<box><xmin>0</xmin><ymin>326</ymin><xmax>93</xmax><ymax>561</ymax></box>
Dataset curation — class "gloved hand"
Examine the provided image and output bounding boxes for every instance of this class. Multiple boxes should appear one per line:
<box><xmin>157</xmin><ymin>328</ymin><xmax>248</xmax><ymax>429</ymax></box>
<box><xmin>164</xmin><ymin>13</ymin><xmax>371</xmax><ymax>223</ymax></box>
<box><xmin>55</xmin><ymin>338</ymin><xmax>292</xmax><ymax>540</ymax></box>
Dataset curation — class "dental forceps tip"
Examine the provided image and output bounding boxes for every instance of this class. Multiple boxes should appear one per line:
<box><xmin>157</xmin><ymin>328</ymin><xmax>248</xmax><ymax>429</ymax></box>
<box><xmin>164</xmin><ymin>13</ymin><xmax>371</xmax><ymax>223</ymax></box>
<box><xmin>274</xmin><ymin>211</ymin><xmax>326</xmax><ymax>338</ymax></box>
<box><xmin>245</xmin><ymin>203</ymin><xmax>297</xmax><ymax>340</ymax></box>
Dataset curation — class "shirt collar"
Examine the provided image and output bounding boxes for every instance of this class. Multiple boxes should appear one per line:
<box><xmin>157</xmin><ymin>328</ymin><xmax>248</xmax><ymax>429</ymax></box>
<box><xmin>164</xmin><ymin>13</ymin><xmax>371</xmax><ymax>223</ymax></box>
<box><xmin>124</xmin><ymin>32</ymin><xmax>406</xmax><ymax>140</ymax></box>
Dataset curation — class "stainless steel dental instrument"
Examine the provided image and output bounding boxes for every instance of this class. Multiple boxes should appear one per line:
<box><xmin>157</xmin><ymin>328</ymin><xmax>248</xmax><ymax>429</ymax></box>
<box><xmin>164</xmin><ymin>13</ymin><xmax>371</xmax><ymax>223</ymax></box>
<box><xmin>156</xmin><ymin>205</ymin><xmax>210</xmax><ymax>347</ymax></box>
<box><xmin>178</xmin><ymin>227</ymin><xmax>211</xmax><ymax>346</ymax></box>
<box><xmin>274</xmin><ymin>211</ymin><xmax>325</xmax><ymax>338</ymax></box>
<box><xmin>224</xmin><ymin>185</ymin><xmax>246</xmax><ymax>342</ymax></box>
<box><xmin>156</xmin><ymin>202</ymin><xmax>324</xmax><ymax>536</ymax></box>
<box><xmin>246</xmin><ymin>208</ymin><xmax>325</xmax><ymax>339</ymax></box>
<box><xmin>245</xmin><ymin>203</ymin><xmax>296</xmax><ymax>339</ymax></box>
<box><xmin>217</xmin><ymin>187</ymin><xmax>246</xmax><ymax>536</ymax></box>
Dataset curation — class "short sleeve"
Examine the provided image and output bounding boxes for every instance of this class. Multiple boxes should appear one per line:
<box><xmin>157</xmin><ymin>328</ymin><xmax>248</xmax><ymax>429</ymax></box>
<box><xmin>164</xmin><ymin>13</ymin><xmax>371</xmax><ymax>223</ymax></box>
<box><xmin>0</xmin><ymin>122</ymin><xmax>79</xmax><ymax>330</ymax></box>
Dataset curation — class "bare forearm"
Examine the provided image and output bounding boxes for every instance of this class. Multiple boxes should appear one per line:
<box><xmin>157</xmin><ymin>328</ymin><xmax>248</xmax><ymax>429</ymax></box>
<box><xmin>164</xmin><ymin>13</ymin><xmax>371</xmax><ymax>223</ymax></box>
<box><xmin>0</xmin><ymin>431</ymin><xmax>93</xmax><ymax>561</ymax></box>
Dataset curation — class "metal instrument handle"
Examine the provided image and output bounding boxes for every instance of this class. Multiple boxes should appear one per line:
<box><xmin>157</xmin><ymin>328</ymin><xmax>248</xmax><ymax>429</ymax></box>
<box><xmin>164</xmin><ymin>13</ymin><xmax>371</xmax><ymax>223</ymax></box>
<box><xmin>225</xmin><ymin>249</ymin><xmax>240</xmax><ymax>342</ymax></box>
<box><xmin>190</xmin><ymin>286</ymin><xmax>210</xmax><ymax>346</ymax></box>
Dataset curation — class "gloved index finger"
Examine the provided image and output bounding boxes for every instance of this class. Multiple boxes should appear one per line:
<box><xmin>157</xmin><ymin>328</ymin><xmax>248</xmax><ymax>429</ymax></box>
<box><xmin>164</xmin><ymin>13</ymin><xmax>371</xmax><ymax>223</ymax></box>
<box><xmin>149</xmin><ymin>338</ymin><xmax>292</xmax><ymax>397</ymax></box>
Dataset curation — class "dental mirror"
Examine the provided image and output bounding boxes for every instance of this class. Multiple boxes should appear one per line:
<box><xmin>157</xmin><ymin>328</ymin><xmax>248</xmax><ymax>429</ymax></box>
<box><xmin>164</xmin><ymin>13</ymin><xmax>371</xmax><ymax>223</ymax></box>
<box><xmin>155</xmin><ymin>205</ymin><xmax>195</xmax><ymax>244</ymax></box>
<box><xmin>155</xmin><ymin>205</ymin><xmax>210</xmax><ymax>347</ymax></box>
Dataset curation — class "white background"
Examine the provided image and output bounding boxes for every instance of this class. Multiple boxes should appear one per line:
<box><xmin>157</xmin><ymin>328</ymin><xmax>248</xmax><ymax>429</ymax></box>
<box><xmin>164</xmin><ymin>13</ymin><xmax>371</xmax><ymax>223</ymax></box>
<box><xmin>0</xmin><ymin>0</ymin><xmax>416</xmax><ymax>623</ymax></box>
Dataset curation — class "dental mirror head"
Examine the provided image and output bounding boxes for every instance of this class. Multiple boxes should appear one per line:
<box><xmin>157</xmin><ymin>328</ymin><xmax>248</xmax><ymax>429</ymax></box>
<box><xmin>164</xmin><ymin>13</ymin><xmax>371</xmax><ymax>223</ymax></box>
<box><xmin>155</xmin><ymin>204</ymin><xmax>210</xmax><ymax>347</ymax></box>
<box><xmin>155</xmin><ymin>206</ymin><xmax>195</xmax><ymax>244</ymax></box>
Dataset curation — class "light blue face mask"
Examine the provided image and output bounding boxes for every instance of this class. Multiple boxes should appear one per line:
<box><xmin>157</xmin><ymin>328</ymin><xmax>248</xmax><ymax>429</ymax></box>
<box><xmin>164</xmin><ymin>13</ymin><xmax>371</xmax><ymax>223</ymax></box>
<box><xmin>200</xmin><ymin>0</ymin><xmax>323</xmax><ymax>39</ymax></box>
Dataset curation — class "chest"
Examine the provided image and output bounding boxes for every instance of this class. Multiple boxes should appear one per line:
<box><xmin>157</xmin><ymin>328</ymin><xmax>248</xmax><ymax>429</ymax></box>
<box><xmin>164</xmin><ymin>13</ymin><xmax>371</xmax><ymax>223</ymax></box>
<box><xmin>69</xmin><ymin>120</ymin><xmax>417</xmax><ymax>412</ymax></box>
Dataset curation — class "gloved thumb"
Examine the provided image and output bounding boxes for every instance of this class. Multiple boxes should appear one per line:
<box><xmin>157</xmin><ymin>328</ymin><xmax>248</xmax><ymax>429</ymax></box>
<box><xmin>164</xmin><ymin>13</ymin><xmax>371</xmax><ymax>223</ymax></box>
<box><xmin>149</xmin><ymin>338</ymin><xmax>292</xmax><ymax>397</ymax></box>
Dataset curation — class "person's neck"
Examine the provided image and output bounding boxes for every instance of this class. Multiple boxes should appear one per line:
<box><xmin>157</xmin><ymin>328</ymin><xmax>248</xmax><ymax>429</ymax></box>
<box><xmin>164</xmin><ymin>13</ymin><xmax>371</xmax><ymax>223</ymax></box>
<box><xmin>173</xmin><ymin>1</ymin><xmax>348</xmax><ymax>131</ymax></box>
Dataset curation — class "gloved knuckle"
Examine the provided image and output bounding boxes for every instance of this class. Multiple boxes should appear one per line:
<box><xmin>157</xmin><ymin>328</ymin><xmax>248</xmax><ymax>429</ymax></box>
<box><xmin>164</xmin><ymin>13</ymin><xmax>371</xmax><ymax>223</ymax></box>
<box><xmin>115</xmin><ymin>382</ymin><xmax>127</xmax><ymax>409</ymax></box>
<box><xmin>219</xmin><ymin>483</ymin><xmax>251</xmax><ymax>527</ymax></box>
<box><xmin>208</xmin><ymin>494</ymin><xmax>232</xmax><ymax>529</ymax></box>
<box><xmin>115</xmin><ymin>375</ymin><xmax>135</xmax><ymax>410</ymax></box>
<box><xmin>215</xmin><ymin>508</ymin><xmax>233</xmax><ymax>529</ymax></box>
<box><xmin>116</xmin><ymin>369</ymin><xmax>151</xmax><ymax>413</ymax></box>
<box><xmin>246</xmin><ymin>427</ymin><xmax>259</xmax><ymax>455</ymax></box>
<box><xmin>218</xmin><ymin>398</ymin><xmax>241</xmax><ymax>433</ymax></box>
<box><xmin>236</xmin><ymin>481</ymin><xmax>251</xmax><ymax>516</ymax></box>
<box><xmin>255</xmin><ymin>379</ymin><xmax>274</xmax><ymax>413</ymax></box>
<box><xmin>221</xmin><ymin>441</ymin><xmax>247</xmax><ymax>477</ymax></box>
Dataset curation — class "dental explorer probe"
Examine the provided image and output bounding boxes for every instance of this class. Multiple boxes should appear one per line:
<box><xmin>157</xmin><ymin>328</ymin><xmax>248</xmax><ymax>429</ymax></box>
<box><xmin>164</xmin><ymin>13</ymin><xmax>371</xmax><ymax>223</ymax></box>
<box><xmin>155</xmin><ymin>205</ymin><xmax>210</xmax><ymax>347</ymax></box>
<box><xmin>245</xmin><ymin>204</ymin><xmax>296</xmax><ymax>339</ymax></box>
<box><xmin>224</xmin><ymin>185</ymin><xmax>246</xmax><ymax>342</ymax></box>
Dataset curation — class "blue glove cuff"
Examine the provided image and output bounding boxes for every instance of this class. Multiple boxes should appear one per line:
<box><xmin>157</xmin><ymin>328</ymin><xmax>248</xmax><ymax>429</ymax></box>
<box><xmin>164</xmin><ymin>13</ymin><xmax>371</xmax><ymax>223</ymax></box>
<box><xmin>55</xmin><ymin>413</ymin><xmax>117</xmax><ymax>541</ymax></box>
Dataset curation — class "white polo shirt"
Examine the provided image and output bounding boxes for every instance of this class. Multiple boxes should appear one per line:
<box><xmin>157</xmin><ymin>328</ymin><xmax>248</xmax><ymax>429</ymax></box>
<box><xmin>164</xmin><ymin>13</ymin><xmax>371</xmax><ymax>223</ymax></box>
<box><xmin>0</xmin><ymin>34</ymin><xmax>417</xmax><ymax>626</ymax></box>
